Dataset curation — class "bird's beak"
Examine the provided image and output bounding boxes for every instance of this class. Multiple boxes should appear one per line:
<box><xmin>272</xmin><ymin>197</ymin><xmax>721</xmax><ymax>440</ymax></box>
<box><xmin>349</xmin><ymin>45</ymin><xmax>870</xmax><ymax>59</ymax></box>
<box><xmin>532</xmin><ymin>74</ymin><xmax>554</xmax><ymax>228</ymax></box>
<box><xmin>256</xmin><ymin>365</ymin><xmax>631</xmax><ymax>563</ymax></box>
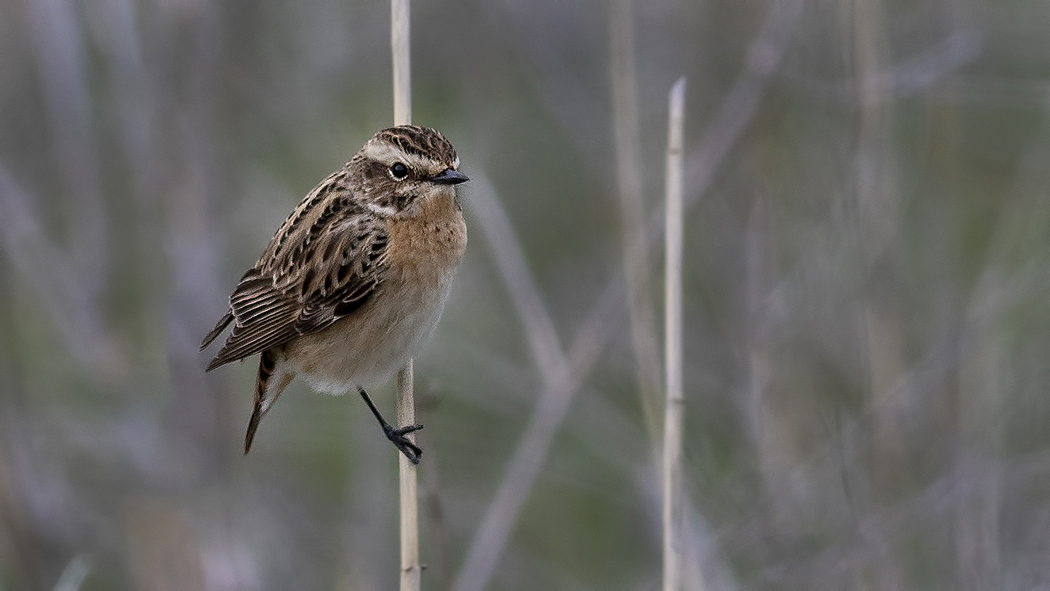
<box><xmin>431</xmin><ymin>169</ymin><xmax>470</xmax><ymax>185</ymax></box>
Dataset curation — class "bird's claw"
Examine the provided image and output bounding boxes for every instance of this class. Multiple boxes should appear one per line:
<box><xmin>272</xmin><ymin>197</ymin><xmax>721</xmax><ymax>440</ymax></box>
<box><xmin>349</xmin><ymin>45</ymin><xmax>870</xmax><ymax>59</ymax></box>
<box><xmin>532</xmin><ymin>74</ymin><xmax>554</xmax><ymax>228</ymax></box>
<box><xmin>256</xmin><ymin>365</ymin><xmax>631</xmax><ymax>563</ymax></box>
<box><xmin>385</xmin><ymin>423</ymin><xmax>423</xmax><ymax>464</ymax></box>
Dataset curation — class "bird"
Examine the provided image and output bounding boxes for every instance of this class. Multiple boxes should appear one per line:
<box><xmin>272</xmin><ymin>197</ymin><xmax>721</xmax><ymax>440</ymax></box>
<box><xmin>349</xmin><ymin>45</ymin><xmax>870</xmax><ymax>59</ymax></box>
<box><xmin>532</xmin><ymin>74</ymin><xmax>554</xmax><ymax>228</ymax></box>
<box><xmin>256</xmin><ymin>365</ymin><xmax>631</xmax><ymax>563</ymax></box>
<box><xmin>201</xmin><ymin>125</ymin><xmax>468</xmax><ymax>463</ymax></box>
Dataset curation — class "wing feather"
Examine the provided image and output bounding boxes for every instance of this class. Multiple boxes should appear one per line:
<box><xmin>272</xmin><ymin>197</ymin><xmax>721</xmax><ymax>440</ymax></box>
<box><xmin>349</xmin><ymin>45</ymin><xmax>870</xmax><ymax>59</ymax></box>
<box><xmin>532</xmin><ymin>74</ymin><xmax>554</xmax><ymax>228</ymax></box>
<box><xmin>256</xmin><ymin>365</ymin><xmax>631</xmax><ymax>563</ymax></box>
<box><xmin>203</xmin><ymin>198</ymin><xmax>387</xmax><ymax>371</ymax></box>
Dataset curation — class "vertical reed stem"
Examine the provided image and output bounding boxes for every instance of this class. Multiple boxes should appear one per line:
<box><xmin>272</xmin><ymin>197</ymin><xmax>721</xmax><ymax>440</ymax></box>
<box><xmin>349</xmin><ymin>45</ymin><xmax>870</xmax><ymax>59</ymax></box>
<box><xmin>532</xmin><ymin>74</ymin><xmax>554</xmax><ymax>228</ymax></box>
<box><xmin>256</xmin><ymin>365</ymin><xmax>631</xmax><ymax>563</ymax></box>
<box><xmin>392</xmin><ymin>0</ymin><xmax>411</xmax><ymax>127</ymax></box>
<box><xmin>397</xmin><ymin>360</ymin><xmax>420</xmax><ymax>591</ymax></box>
<box><xmin>391</xmin><ymin>1</ymin><xmax>418</xmax><ymax>590</ymax></box>
<box><xmin>662</xmin><ymin>76</ymin><xmax>686</xmax><ymax>591</ymax></box>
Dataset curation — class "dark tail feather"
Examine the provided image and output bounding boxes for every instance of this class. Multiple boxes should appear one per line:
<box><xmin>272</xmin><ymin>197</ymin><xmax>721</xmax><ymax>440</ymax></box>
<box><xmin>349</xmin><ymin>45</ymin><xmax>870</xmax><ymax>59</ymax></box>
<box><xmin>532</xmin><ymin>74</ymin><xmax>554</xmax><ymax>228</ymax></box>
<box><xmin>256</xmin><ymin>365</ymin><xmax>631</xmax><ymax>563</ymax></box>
<box><xmin>201</xmin><ymin>311</ymin><xmax>234</xmax><ymax>351</ymax></box>
<box><xmin>244</xmin><ymin>401</ymin><xmax>263</xmax><ymax>455</ymax></box>
<box><xmin>244</xmin><ymin>349</ymin><xmax>287</xmax><ymax>454</ymax></box>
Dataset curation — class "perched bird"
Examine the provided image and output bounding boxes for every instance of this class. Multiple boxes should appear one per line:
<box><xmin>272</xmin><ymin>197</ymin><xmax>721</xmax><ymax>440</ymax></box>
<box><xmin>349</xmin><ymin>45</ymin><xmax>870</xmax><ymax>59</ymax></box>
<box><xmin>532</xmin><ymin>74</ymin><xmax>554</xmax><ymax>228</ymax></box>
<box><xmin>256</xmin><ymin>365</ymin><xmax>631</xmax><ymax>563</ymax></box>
<box><xmin>201</xmin><ymin>125</ymin><xmax>468</xmax><ymax>463</ymax></box>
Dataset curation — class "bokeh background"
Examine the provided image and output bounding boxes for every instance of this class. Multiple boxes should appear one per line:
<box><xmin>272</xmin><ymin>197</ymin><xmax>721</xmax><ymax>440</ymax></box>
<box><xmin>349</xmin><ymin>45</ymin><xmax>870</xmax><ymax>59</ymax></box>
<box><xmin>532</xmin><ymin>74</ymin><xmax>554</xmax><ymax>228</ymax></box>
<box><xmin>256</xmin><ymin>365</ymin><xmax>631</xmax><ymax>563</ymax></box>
<box><xmin>2</xmin><ymin>0</ymin><xmax>1049</xmax><ymax>589</ymax></box>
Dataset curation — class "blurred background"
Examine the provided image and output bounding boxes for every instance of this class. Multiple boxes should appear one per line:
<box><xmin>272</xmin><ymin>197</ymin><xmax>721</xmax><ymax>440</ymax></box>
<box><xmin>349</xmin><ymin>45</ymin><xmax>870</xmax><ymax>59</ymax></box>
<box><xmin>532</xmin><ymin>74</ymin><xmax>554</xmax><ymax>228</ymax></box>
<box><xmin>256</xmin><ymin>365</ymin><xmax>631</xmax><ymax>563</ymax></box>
<box><xmin>1</xmin><ymin>0</ymin><xmax>1049</xmax><ymax>589</ymax></box>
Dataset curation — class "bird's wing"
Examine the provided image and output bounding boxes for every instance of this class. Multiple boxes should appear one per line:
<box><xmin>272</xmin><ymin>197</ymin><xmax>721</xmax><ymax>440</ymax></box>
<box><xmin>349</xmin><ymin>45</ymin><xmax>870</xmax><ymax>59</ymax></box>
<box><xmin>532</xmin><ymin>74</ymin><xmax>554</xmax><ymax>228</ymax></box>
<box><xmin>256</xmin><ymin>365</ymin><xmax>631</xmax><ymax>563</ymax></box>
<box><xmin>203</xmin><ymin>200</ymin><xmax>388</xmax><ymax>371</ymax></box>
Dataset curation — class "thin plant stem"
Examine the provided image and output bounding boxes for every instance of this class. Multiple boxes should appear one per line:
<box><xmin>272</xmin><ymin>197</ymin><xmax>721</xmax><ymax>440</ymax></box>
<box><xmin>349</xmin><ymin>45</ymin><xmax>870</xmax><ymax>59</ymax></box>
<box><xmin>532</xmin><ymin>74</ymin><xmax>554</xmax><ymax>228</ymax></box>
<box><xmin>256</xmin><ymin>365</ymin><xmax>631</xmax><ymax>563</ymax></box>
<box><xmin>397</xmin><ymin>360</ymin><xmax>421</xmax><ymax>591</ymax></box>
<box><xmin>392</xmin><ymin>0</ymin><xmax>411</xmax><ymax>127</ymax></box>
<box><xmin>391</xmin><ymin>0</ymin><xmax>419</xmax><ymax>590</ymax></box>
<box><xmin>662</xmin><ymin>77</ymin><xmax>686</xmax><ymax>591</ymax></box>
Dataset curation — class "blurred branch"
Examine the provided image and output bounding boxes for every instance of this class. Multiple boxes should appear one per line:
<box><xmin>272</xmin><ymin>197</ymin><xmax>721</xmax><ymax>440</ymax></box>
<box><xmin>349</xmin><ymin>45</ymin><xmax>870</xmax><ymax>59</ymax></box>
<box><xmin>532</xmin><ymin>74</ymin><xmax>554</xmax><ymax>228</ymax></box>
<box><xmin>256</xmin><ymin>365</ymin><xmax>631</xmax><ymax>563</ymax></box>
<box><xmin>742</xmin><ymin>200</ymin><xmax>785</xmax><ymax>509</ymax></box>
<box><xmin>637</xmin><ymin>457</ymin><xmax>739</xmax><ymax>591</ymax></box>
<box><xmin>419</xmin><ymin>413</ymin><xmax>452</xmax><ymax>591</ymax></box>
<box><xmin>5</xmin><ymin>0</ymin><xmax>118</xmax><ymax>373</ymax></box>
<box><xmin>0</xmin><ymin>438</ymin><xmax>38</xmax><ymax>591</ymax></box>
<box><xmin>163</xmin><ymin>5</ymin><xmax>231</xmax><ymax>474</ymax></box>
<box><xmin>125</xmin><ymin>500</ymin><xmax>206</xmax><ymax>591</ymax></box>
<box><xmin>955</xmin><ymin>272</ymin><xmax>1006</xmax><ymax>589</ymax></box>
<box><xmin>457</xmin><ymin>1</ymin><xmax>804</xmax><ymax>588</ymax></box>
<box><xmin>455</xmin><ymin>174</ymin><xmax>620</xmax><ymax>591</ymax></box>
<box><xmin>610</xmin><ymin>0</ymin><xmax>663</xmax><ymax>447</ymax></box>
<box><xmin>948</xmin><ymin>120</ymin><xmax>1050</xmax><ymax>589</ymax></box>
<box><xmin>851</xmin><ymin>3</ymin><xmax>908</xmax><ymax>584</ymax></box>
<box><xmin>457</xmin><ymin>280</ymin><xmax>623</xmax><ymax>591</ymax></box>
<box><xmin>488</xmin><ymin>1</ymin><xmax>614</xmax><ymax>180</ymax></box>
<box><xmin>467</xmin><ymin>175</ymin><xmax>568</xmax><ymax>376</ymax></box>
<box><xmin>0</xmin><ymin>162</ymin><xmax>115</xmax><ymax>372</ymax></box>
<box><xmin>91</xmin><ymin>0</ymin><xmax>157</xmax><ymax>184</ymax></box>
<box><xmin>640</xmin><ymin>470</ymin><xmax>740</xmax><ymax>591</ymax></box>
<box><xmin>25</xmin><ymin>0</ymin><xmax>108</xmax><ymax>296</ymax></box>
<box><xmin>867</xmin><ymin>29</ymin><xmax>980</xmax><ymax>98</ymax></box>
<box><xmin>683</xmin><ymin>503</ymin><xmax>737</xmax><ymax>591</ymax></box>
<box><xmin>681</xmin><ymin>0</ymin><xmax>805</xmax><ymax>212</ymax></box>
<box><xmin>781</xmin><ymin>29</ymin><xmax>981</xmax><ymax>103</ymax></box>
<box><xmin>922</xmin><ymin>76</ymin><xmax>1050</xmax><ymax>109</ymax></box>
<box><xmin>53</xmin><ymin>554</ymin><xmax>92</xmax><ymax>591</ymax></box>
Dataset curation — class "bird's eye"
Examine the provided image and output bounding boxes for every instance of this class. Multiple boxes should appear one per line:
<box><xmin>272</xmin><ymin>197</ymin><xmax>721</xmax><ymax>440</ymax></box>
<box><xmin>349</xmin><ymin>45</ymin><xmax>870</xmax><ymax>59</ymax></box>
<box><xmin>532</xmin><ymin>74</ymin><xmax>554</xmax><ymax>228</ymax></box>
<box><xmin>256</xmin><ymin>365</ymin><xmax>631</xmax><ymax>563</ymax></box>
<box><xmin>389</xmin><ymin>162</ymin><xmax>409</xmax><ymax>180</ymax></box>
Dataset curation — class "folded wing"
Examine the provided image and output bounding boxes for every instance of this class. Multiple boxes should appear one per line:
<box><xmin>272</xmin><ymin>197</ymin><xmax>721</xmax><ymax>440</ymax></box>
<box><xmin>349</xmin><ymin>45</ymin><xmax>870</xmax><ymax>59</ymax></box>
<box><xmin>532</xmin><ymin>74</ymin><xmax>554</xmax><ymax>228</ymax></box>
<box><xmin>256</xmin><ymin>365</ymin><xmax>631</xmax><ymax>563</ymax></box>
<box><xmin>202</xmin><ymin>202</ymin><xmax>387</xmax><ymax>371</ymax></box>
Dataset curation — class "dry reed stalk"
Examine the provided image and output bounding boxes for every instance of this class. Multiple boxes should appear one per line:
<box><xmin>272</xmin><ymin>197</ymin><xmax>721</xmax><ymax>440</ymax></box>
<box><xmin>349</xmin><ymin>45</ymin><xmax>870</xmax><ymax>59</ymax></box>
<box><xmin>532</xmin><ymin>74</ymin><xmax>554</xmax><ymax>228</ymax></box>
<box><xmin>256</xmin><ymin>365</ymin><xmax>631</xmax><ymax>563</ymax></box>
<box><xmin>392</xmin><ymin>0</ymin><xmax>411</xmax><ymax>127</ymax></box>
<box><xmin>662</xmin><ymin>77</ymin><xmax>686</xmax><ymax>591</ymax></box>
<box><xmin>397</xmin><ymin>359</ymin><xmax>421</xmax><ymax>591</ymax></box>
<box><xmin>391</xmin><ymin>0</ymin><xmax>420</xmax><ymax>590</ymax></box>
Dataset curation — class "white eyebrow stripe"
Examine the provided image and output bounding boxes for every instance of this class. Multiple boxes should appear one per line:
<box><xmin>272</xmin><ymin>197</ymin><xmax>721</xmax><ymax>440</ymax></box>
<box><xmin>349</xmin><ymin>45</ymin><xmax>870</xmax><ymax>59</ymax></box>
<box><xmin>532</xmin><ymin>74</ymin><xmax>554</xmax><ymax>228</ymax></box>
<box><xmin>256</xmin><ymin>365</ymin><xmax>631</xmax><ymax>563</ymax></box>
<box><xmin>363</xmin><ymin>141</ymin><xmax>434</xmax><ymax>171</ymax></box>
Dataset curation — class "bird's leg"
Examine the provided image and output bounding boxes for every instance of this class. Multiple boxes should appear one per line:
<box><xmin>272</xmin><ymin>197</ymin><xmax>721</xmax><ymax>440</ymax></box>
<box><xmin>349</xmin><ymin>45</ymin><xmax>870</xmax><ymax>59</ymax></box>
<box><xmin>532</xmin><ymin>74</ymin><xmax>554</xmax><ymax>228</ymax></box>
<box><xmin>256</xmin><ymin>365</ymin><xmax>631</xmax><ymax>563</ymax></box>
<box><xmin>357</xmin><ymin>387</ymin><xmax>423</xmax><ymax>464</ymax></box>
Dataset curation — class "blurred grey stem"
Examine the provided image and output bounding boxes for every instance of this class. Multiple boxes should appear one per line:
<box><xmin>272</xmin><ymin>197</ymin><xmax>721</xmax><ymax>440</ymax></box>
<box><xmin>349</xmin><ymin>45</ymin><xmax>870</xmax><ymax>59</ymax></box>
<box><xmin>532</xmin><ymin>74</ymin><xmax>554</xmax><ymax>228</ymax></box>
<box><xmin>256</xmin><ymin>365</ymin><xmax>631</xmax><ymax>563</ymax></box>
<box><xmin>610</xmin><ymin>0</ymin><xmax>663</xmax><ymax>445</ymax></box>
<box><xmin>680</xmin><ymin>0</ymin><xmax>804</xmax><ymax>213</ymax></box>
<box><xmin>851</xmin><ymin>0</ymin><xmax>909</xmax><ymax>584</ymax></box>
<box><xmin>26</xmin><ymin>0</ymin><xmax>107</xmax><ymax>303</ymax></box>
<box><xmin>662</xmin><ymin>77</ymin><xmax>686</xmax><ymax>591</ymax></box>
<box><xmin>391</xmin><ymin>0</ymin><xmax>420</xmax><ymax>590</ymax></box>
<box><xmin>455</xmin><ymin>177</ymin><xmax>603</xmax><ymax>591</ymax></box>
<box><xmin>457</xmin><ymin>1</ymin><xmax>802</xmax><ymax>588</ymax></box>
<box><xmin>0</xmin><ymin>164</ymin><xmax>113</xmax><ymax>372</ymax></box>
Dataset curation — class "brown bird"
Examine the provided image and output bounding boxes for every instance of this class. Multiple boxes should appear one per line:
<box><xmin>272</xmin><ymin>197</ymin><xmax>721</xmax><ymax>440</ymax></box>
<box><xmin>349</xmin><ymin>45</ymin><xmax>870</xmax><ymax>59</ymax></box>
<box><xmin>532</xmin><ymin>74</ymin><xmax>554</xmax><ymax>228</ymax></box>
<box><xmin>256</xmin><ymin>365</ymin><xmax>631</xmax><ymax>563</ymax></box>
<box><xmin>201</xmin><ymin>125</ymin><xmax>468</xmax><ymax>463</ymax></box>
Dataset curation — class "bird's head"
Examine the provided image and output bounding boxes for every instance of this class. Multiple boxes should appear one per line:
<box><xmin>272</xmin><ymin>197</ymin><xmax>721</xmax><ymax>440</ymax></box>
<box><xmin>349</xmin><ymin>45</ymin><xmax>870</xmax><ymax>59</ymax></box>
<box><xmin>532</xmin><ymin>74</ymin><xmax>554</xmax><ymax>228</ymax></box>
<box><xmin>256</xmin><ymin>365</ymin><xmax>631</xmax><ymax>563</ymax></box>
<box><xmin>354</xmin><ymin>125</ymin><xmax>468</xmax><ymax>217</ymax></box>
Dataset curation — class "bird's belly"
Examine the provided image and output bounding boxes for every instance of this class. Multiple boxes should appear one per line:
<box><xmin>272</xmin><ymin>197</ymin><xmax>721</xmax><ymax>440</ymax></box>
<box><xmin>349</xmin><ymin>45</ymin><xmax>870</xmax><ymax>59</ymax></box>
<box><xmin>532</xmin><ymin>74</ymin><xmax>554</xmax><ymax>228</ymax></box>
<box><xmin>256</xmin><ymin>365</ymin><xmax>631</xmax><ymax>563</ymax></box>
<box><xmin>285</xmin><ymin>275</ymin><xmax>453</xmax><ymax>394</ymax></box>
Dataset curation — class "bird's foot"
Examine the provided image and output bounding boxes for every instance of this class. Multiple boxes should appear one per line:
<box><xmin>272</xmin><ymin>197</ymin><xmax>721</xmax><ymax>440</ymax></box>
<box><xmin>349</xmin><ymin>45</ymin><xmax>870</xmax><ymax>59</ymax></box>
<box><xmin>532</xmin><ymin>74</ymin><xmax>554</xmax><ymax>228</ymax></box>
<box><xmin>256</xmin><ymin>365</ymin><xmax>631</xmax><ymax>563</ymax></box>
<box><xmin>383</xmin><ymin>422</ymin><xmax>423</xmax><ymax>464</ymax></box>
<box><xmin>358</xmin><ymin>387</ymin><xmax>424</xmax><ymax>464</ymax></box>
